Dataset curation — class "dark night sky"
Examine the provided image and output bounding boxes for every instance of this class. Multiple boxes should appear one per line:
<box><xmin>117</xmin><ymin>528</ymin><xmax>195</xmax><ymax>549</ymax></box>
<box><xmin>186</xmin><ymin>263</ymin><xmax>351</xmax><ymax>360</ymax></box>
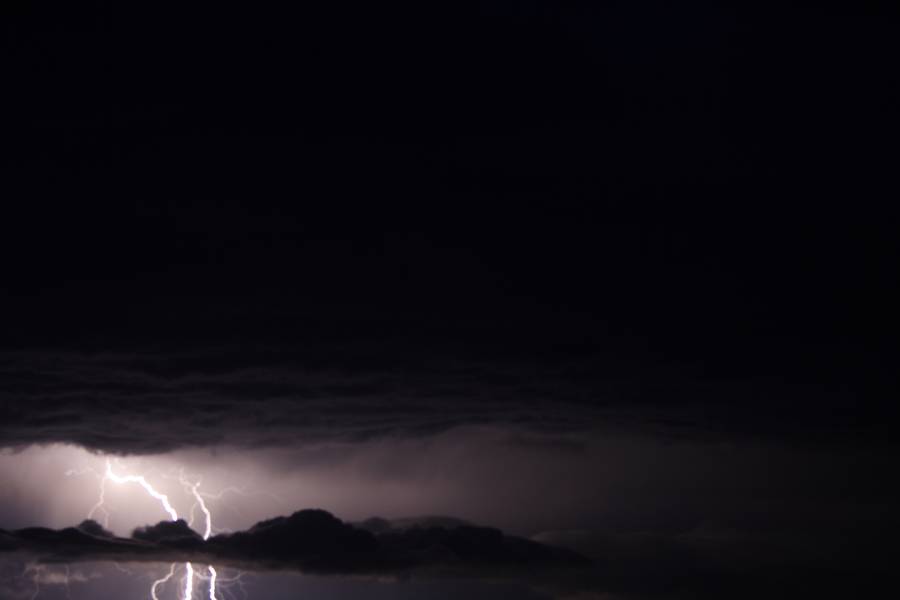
<box><xmin>2</xmin><ymin>1</ymin><xmax>899</xmax><ymax>598</ymax></box>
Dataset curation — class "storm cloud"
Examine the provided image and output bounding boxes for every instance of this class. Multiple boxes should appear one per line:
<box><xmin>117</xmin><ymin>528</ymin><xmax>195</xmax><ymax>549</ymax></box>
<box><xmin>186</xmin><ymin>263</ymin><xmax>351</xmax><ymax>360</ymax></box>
<box><xmin>0</xmin><ymin>345</ymin><xmax>603</xmax><ymax>454</ymax></box>
<box><xmin>1</xmin><ymin>0</ymin><xmax>897</xmax><ymax>598</ymax></box>
<box><xmin>0</xmin><ymin>337</ymin><xmax>884</xmax><ymax>456</ymax></box>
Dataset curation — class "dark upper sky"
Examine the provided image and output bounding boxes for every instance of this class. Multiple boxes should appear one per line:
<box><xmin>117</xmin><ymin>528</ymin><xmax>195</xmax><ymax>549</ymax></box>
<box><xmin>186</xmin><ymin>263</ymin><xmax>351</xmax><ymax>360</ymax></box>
<box><xmin>1</xmin><ymin>2</ymin><xmax>899</xmax><ymax>598</ymax></box>
<box><xmin>3</xmin><ymin>0</ymin><xmax>899</xmax><ymax>442</ymax></box>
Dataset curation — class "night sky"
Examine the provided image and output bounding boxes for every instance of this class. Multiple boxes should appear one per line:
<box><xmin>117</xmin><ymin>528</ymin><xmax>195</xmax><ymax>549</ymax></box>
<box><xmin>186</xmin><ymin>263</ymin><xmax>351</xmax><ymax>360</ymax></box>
<box><xmin>2</xmin><ymin>2</ymin><xmax>899</xmax><ymax>599</ymax></box>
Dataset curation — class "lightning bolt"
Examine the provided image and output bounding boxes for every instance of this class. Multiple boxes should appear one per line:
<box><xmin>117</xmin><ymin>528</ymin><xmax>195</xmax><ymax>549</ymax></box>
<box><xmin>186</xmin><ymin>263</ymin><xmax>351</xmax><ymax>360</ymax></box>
<box><xmin>151</xmin><ymin>563</ymin><xmax>176</xmax><ymax>600</ymax></box>
<box><xmin>207</xmin><ymin>566</ymin><xmax>218</xmax><ymax>600</ymax></box>
<box><xmin>81</xmin><ymin>459</ymin><xmax>223</xmax><ymax>600</ymax></box>
<box><xmin>183</xmin><ymin>563</ymin><xmax>194</xmax><ymax>600</ymax></box>
<box><xmin>179</xmin><ymin>470</ymin><xmax>212</xmax><ymax>540</ymax></box>
<box><xmin>84</xmin><ymin>467</ymin><xmax>110</xmax><ymax>528</ymax></box>
<box><xmin>200</xmin><ymin>566</ymin><xmax>246</xmax><ymax>600</ymax></box>
<box><xmin>97</xmin><ymin>459</ymin><xmax>179</xmax><ymax>521</ymax></box>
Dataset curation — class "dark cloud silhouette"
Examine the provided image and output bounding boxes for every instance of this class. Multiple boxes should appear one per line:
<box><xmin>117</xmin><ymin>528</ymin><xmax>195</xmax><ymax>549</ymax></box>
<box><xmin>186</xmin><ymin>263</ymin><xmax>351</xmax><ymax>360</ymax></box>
<box><xmin>74</xmin><ymin>520</ymin><xmax>114</xmax><ymax>538</ymax></box>
<box><xmin>528</xmin><ymin>526</ymin><xmax>896</xmax><ymax>600</ymax></box>
<box><xmin>3</xmin><ymin>510</ymin><xmax>894</xmax><ymax>599</ymax></box>
<box><xmin>132</xmin><ymin>520</ymin><xmax>203</xmax><ymax>546</ymax></box>
<box><xmin>0</xmin><ymin>510</ymin><xmax>589</xmax><ymax>578</ymax></box>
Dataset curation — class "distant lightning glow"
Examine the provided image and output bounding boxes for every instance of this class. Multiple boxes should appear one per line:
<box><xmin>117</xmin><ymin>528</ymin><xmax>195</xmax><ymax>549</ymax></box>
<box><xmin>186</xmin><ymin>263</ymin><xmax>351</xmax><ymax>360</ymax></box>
<box><xmin>19</xmin><ymin>563</ymin><xmax>78</xmax><ymax>600</ymax></box>
<box><xmin>22</xmin><ymin>563</ymin><xmax>41</xmax><ymax>600</ymax></box>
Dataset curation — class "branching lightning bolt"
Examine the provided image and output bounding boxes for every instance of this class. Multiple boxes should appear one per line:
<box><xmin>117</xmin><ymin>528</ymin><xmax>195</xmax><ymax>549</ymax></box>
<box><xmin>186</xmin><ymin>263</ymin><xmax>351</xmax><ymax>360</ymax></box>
<box><xmin>59</xmin><ymin>456</ymin><xmax>262</xmax><ymax>599</ymax></box>
<box><xmin>95</xmin><ymin>459</ymin><xmax>179</xmax><ymax>521</ymax></box>
<box><xmin>78</xmin><ymin>459</ymin><xmax>226</xmax><ymax>600</ymax></box>
<box><xmin>179</xmin><ymin>470</ymin><xmax>212</xmax><ymax>540</ymax></box>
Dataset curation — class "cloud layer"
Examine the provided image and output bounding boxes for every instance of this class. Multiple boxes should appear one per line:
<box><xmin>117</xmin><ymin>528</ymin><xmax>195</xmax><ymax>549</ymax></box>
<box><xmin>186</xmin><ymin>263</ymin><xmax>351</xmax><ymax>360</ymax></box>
<box><xmin>0</xmin><ymin>338</ymin><xmax>879</xmax><ymax>455</ymax></box>
<box><xmin>0</xmin><ymin>346</ymin><xmax>609</xmax><ymax>454</ymax></box>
